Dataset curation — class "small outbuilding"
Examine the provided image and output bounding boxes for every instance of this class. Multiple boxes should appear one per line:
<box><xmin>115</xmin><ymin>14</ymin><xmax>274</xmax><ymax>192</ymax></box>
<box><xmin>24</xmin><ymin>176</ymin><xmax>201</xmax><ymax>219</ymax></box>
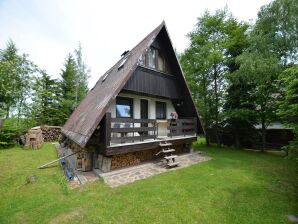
<box><xmin>25</xmin><ymin>127</ymin><xmax>44</xmax><ymax>149</ymax></box>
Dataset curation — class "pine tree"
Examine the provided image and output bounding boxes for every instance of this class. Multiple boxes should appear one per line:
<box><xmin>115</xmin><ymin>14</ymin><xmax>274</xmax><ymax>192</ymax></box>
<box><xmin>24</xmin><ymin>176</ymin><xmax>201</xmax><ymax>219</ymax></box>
<box><xmin>31</xmin><ymin>72</ymin><xmax>63</xmax><ymax>125</ymax></box>
<box><xmin>60</xmin><ymin>54</ymin><xmax>78</xmax><ymax>123</ymax></box>
<box><xmin>74</xmin><ymin>43</ymin><xmax>90</xmax><ymax>107</ymax></box>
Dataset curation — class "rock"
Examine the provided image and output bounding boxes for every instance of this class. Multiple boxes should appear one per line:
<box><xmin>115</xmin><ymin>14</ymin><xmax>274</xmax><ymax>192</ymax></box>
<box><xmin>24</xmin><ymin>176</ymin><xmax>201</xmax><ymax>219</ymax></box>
<box><xmin>26</xmin><ymin>175</ymin><xmax>38</xmax><ymax>184</ymax></box>
<box><xmin>288</xmin><ymin>215</ymin><xmax>298</xmax><ymax>223</ymax></box>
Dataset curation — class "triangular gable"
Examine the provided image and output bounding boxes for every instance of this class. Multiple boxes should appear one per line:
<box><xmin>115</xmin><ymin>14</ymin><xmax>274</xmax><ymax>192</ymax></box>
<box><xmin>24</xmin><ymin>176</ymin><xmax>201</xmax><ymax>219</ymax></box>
<box><xmin>62</xmin><ymin>21</ymin><xmax>203</xmax><ymax>147</ymax></box>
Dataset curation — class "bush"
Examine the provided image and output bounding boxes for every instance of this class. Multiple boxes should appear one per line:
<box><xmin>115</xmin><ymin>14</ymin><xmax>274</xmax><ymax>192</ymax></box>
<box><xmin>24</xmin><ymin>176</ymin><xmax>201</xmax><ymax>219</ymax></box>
<box><xmin>0</xmin><ymin>118</ymin><xmax>29</xmax><ymax>149</ymax></box>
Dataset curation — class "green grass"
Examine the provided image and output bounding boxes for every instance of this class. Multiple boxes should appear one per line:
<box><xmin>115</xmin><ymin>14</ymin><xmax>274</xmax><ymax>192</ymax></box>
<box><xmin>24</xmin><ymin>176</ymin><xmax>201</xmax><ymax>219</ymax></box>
<box><xmin>0</xmin><ymin>143</ymin><xmax>297</xmax><ymax>224</ymax></box>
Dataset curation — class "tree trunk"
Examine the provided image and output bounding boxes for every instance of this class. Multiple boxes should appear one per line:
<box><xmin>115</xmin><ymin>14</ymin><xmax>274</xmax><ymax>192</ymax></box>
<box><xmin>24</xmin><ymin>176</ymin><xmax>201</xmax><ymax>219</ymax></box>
<box><xmin>17</xmin><ymin>99</ymin><xmax>24</xmax><ymax>127</ymax></box>
<box><xmin>5</xmin><ymin>106</ymin><xmax>10</xmax><ymax>119</ymax></box>
<box><xmin>213</xmin><ymin>66</ymin><xmax>220</xmax><ymax>147</ymax></box>
<box><xmin>205</xmin><ymin>126</ymin><xmax>210</xmax><ymax>146</ymax></box>
<box><xmin>203</xmin><ymin>77</ymin><xmax>209</xmax><ymax>146</ymax></box>
<box><xmin>261</xmin><ymin>119</ymin><xmax>266</xmax><ymax>152</ymax></box>
<box><xmin>235</xmin><ymin>131</ymin><xmax>240</xmax><ymax>148</ymax></box>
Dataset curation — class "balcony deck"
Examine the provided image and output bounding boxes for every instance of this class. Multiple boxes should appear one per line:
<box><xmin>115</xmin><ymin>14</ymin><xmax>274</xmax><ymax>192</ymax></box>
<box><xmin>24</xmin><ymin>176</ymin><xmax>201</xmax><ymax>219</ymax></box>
<box><xmin>109</xmin><ymin>134</ymin><xmax>197</xmax><ymax>147</ymax></box>
<box><xmin>102</xmin><ymin>113</ymin><xmax>198</xmax><ymax>155</ymax></box>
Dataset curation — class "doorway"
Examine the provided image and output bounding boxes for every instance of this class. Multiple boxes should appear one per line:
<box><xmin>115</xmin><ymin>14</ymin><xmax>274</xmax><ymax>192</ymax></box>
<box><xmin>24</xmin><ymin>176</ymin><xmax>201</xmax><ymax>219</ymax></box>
<box><xmin>140</xmin><ymin>99</ymin><xmax>148</xmax><ymax>136</ymax></box>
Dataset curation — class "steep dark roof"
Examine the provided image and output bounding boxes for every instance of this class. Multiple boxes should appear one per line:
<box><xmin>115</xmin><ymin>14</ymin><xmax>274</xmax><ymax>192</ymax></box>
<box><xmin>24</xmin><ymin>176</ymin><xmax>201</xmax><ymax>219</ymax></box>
<box><xmin>62</xmin><ymin>21</ymin><xmax>204</xmax><ymax>147</ymax></box>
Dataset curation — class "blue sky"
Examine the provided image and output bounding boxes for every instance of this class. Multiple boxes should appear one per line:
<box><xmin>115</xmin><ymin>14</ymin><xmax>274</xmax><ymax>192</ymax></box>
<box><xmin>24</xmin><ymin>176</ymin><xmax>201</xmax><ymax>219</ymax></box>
<box><xmin>0</xmin><ymin>0</ymin><xmax>271</xmax><ymax>88</ymax></box>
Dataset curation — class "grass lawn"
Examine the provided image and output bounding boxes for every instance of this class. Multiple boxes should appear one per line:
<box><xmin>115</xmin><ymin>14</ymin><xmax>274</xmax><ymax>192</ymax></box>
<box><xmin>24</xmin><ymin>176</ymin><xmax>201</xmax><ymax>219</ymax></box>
<box><xmin>0</xmin><ymin>142</ymin><xmax>297</xmax><ymax>224</ymax></box>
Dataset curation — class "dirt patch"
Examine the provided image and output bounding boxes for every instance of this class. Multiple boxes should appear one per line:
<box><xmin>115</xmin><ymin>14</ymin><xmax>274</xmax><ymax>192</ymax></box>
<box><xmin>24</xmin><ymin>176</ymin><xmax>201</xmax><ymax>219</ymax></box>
<box><xmin>49</xmin><ymin>208</ymin><xmax>86</xmax><ymax>224</ymax></box>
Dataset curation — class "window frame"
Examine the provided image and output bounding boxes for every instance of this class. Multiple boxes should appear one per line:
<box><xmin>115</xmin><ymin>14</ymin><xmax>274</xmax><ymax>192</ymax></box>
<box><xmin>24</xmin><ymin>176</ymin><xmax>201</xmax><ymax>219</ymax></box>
<box><xmin>155</xmin><ymin>101</ymin><xmax>167</xmax><ymax>119</ymax></box>
<box><xmin>116</xmin><ymin>97</ymin><xmax>134</xmax><ymax>118</ymax></box>
<box><xmin>143</xmin><ymin>47</ymin><xmax>168</xmax><ymax>73</ymax></box>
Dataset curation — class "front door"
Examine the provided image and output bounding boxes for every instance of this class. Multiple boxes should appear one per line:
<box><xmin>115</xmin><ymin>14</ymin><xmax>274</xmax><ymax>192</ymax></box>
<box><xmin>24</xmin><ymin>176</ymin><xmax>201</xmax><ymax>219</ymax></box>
<box><xmin>140</xmin><ymin>99</ymin><xmax>148</xmax><ymax>120</ymax></box>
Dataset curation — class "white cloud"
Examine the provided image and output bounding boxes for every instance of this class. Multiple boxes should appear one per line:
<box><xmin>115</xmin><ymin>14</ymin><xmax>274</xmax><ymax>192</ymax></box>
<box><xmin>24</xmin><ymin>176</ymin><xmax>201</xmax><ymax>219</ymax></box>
<box><xmin>0</xmin><ymin>0</ymin><xmax>271</xmax><ymax>88</ymax></box>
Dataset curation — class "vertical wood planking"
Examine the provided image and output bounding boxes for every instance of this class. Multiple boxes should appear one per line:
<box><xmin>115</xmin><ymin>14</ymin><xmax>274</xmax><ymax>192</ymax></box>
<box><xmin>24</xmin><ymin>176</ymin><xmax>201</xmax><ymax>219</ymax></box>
<box><xmin>105</xmin><ymin>112</ymin><xmax>111</xmax><ymax>147</ymax></box>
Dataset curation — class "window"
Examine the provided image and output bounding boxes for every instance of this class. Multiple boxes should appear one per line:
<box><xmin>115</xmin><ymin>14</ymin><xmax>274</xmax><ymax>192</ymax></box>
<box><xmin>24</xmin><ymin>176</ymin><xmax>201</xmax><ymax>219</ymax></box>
<box><xmin>101</xmin><ymin>71</ymin><xmax>110</xmax><ymax>82</ymax></box>
<box><xmin>116</xmin><ymin>97</ymin><xmax>133</xmax><ymax>118</ymax></box>
<box><xmin>118</xmin><ymin>54</ymin><xmax>129</xmax><ymax>70</ymax></box>
<box><xmin>156</xmin><ymin>101</ymin><xmax>166</xmax><ymax>119</ymax></box>
<box><xmin>141</xmin><ymin>47</ymin><xmax>167</xmax><ymax>73</ymax></box>
<box><xmin>146</xmin><ymin>48</ymin><xmax>157</xmax><ymax>69</ymax></box>
<box><xmin>157</xmin><ymin>52</ymin><xmax>165</xmax><ymax>71</ymax></box>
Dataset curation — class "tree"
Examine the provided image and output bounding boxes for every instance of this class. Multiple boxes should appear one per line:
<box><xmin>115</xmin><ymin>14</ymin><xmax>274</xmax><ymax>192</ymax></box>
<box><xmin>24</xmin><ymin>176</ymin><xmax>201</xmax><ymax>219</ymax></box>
<box><xmin>74</xmin><ymin>43</ymin><xmax>90</xmax><ymax>107</ymax></box>
<box><xmin>59</xmin><ymin>45</ymin><xmax>90</xmax><ymax>123</ymax></box>
<box><xmin>31</xmin><ymin>72</ymin><xmax>63</xmax><ymax>125</ymax></box>
<box><xmin>60</xmin><ymin>54</ymin><xmax>78</xmax><ymax>122</ymax></box>
<box><xmin>222</xmin><ymin>17</ymin><xmax>255</xmax><ymax>148</ymax></box>
<box><xmin>0</xmin><ymin>40</ymin><xmax>37</xmax><ymax>122</ymax></box>
<box><xmin>255</xmin><ymin>0</ymin><xmax>298</xmax><ymax>65</ymax></box>
<box><xmin>223</xmin><ymin>73</ymin><xmax>257</xmax><ymax>148</ymax></box>
<box><xmin>180</xmin><ymin>9</ymin><xmax>248</xmax><ymax>146</ymax></box>
<box><xmin>235</xmin><ymin>51</ymin><xmax>281</xmax><ymax>150</ymax></box>
<box><xmin>277</xmin><ymin>66</ymin><xmax>298</xmax><ymax>157</ymax></box>
<box><xmin>230</xmin><ymin>0</ymin><xmax>297</xmax><ymax>150</ymax></box>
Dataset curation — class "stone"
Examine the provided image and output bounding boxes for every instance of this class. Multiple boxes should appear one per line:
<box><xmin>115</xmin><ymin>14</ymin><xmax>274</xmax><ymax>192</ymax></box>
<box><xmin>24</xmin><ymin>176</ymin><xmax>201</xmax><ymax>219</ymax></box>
<box><xmin>26</xmin><ymin>175</ymin><xmax>38</xmax><ymax>183</ymax></box>
<box><xmin>101</xmin><ymin>155</ymin><xmax>112</xmax><ymax>172</ymax></box>
<box><xmin>288</xmin><ymin>215</ymin><xmax>298</xmax><ymax>223</ymax></box>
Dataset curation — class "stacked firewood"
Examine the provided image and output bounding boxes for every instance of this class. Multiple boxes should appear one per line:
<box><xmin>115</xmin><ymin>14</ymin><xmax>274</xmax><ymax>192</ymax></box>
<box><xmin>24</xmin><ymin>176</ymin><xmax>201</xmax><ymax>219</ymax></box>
<box><xmin>111</xmin><ymin>148</ymin><xmax>161</xmax><ymax>169</ymax></box>
<box><xmin>111</xmin><ymin>153</ymin><xmax>140</xmax><ymax>169</ymax></box>
<box><xmin>135</xmin><ymin>148</ymin><xmax>160</xmax><ymax>161</ymax></box>
<box><xmin>41</xmin><ymin>125</ymin><xmax>61</xmax><ymax>142</ymax></box>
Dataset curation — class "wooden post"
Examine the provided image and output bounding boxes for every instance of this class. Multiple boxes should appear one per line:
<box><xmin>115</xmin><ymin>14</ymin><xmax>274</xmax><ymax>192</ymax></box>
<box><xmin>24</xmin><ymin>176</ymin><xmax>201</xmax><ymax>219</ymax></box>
<box><xmin>194</xmin><ymin>117</ymin><xmax>197</xmax><ymax>136</ymax></box>
<box><xmin>105</xmin><ymin>113</ymin><xmax>111</xmax><ymax>147</ymax></box>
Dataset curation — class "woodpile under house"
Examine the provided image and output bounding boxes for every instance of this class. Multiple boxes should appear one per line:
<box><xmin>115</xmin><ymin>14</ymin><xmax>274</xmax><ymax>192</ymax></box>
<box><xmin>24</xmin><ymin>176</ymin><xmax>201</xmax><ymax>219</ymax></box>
<box><xmin>60</xmin><ymin>21</ymin><xmax>204</xmax><ymax>175</ymax></box>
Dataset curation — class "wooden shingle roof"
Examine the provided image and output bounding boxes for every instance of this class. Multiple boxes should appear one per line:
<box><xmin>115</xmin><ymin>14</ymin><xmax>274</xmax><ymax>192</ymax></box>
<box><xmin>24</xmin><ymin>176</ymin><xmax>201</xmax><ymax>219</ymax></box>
<box><xmin>62</xmin><ymin>22</ymin><xmax>165</xmax><ymax>147</ymax></box>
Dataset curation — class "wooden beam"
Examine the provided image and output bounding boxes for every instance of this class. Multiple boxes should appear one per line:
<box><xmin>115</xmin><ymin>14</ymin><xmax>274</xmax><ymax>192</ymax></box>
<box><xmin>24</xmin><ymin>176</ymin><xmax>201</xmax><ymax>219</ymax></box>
<box><xmin>38</xmin><ymin>151</ymin><xmax>78</xmax><ymax>169</ymax></box>
<box><xmin>105</xmin><ymin>113</ymin><xmax>111</xmax><ymax>147</ymax></box>
<box><xmin>111</xmin><ymin>127</ymin><xmax>156</xmax><ymax>133</ymax></box>
<box><xmin>105</xmin><ymin>137</ymin><xmax>196</xmax><ymax>155</ymax></box>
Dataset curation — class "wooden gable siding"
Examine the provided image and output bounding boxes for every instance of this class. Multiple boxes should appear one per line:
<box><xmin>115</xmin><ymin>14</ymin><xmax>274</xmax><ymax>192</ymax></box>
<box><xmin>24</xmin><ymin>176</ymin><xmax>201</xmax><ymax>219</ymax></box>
<box><xmin>122</xmin><ymin>66</ymin><xmax>182</xmax><ymax>99</ymax></box>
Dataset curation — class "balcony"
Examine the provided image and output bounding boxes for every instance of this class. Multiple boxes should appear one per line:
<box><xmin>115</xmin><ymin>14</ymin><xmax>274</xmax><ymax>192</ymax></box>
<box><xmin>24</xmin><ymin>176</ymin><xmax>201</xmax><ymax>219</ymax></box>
<box><xmin>101</xmin><ymin>113</ymin><xmax>197</xmax><ymax>155</ymax></box>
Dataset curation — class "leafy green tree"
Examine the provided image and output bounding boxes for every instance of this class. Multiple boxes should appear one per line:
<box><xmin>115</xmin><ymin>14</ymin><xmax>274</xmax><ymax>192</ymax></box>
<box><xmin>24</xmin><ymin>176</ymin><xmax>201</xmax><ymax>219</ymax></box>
<box><xmin>255</xmin><ymin>0</ymin><xmax>298</xmax><ymax>65</ymax></box>
<box><xmin>235</xmin><ymin>51</ymin><xmax>281</xmax><ymax>150</ymax></box>
<box><xmin>180</xmin><ymin>47</ymin><xmax>214</xmax><ymax>145</ymax></box>
<box><xmin>222</xmin><ymin>17</ymin><xmax>255</xmax><ymax>148</ymax></box>
<box><xmin>223</xmin><ymin>74</ymin><xmax>257</xmax><ymax>148</ymax></box>
<box><xmin>181</xmin><ymin>9</ymin><xmax>248</xmax><ymax>146</ymax></box>
<box><xmin>231</xmin><ymin>0</ymin><xmax>297</xmax><ymax>150</ymax></box>
<box><xmin>0</xmin><ymin>40</ymin><xmax>37</xmax><ymax>122</ymax></box>
<box><xmin>278</xmin><ymin>66</ymin><xmax>298</xmax><ymax>157</ymax></box>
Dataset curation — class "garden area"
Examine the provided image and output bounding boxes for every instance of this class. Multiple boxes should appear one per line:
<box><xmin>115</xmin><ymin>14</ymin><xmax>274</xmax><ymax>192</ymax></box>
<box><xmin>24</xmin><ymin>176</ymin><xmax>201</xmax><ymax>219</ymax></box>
<box><xmin>0</xmin><ymin>142</ymin><xmax>297</xmax><ymax>223</ymax></box>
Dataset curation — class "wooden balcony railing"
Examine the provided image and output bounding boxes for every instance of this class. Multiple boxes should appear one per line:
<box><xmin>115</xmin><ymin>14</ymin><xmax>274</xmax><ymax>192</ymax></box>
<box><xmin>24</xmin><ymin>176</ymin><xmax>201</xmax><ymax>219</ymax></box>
<box><xmin>110</xmin><ymin>116</ymin><xmax>157</xmax><ymax>144</ymax></box>
<box><xmin>167</xmin><ymin>118</ymin><xmax>197</xmax><ymax>137</ymax></box>
<box><xmin>104</xmin><ymin>113</ymin><xmax>197</xmax><ymax>146</ymax></box>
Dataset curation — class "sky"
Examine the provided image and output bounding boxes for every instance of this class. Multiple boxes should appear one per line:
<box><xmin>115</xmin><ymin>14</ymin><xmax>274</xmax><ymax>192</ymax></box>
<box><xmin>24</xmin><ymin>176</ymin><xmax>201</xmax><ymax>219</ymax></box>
<box><xmin>0</xmin><ymin>0</ymin><xmax>272</xmax><ymax>88</ymax></box>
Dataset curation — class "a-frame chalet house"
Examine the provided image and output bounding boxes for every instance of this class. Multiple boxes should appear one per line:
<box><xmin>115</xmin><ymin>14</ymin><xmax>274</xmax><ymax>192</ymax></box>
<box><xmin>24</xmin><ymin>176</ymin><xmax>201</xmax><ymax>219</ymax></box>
<box><xmin>61</xmin><ymin>21</ymin><xmax>204</xmax><ymax>173</ymax></box>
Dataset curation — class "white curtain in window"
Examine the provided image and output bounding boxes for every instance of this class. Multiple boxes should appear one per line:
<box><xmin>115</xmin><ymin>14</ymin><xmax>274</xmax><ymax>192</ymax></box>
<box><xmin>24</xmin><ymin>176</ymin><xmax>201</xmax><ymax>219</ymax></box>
<box><xmin>147</xmin><ymin>48</ymin><xmax>156</xmax><ymax>69</ymax></box>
